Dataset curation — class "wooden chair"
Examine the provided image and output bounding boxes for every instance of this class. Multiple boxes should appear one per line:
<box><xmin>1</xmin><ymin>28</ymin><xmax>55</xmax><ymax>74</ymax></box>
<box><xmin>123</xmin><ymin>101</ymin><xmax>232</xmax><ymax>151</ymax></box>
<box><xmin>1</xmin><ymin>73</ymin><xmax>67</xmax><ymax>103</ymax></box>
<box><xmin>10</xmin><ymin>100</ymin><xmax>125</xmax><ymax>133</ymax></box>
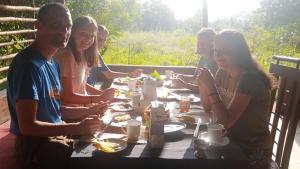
<box><xmin>268</xmin><ymin>56</ymin><xmax>300</xmax><ymax>169</ymax></box>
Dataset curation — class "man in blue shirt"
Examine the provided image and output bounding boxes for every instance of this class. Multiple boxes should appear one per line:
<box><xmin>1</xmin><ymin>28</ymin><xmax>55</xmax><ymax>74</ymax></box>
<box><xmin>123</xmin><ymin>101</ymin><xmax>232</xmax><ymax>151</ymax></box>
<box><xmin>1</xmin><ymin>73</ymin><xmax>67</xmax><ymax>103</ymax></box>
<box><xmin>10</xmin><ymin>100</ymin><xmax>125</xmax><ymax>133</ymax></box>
<box><xmin>7</xmin><ymin>3</ymin><xmax>103</xmax><ymax>168</ymax></box>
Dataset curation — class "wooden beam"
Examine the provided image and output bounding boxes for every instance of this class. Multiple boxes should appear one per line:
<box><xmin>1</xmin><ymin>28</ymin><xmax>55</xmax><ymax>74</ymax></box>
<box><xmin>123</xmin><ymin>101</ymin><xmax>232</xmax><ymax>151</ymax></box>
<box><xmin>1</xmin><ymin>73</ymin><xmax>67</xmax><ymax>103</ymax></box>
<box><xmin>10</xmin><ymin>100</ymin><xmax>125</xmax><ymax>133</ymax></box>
<box><xmin>0</xmin><ymin>39</ymin><xmax>34</xmax><ymax>48</ymax></box>
<box><xmin>0</xmin><ymin>53</ymin><xmax>17</xmax><ymax>61</ymax></box>
<box><xmin>0</xmin><ymin>78</ymin><xmax>7</xmax><ymax>85</ymax></box>
<box><xmin>0</xmin><ymin>17</ymin><xmax>36</xmax><ymax>22</ymax></box>
<box><xmin>0</xmin><ymin>29</ymin><xmax>37</xmax><ymax>36</ymax></box>
<box><xmin>0</xmin><ymin>66</ymin><xmax>9</xmax><ymax>73</ymax></box>
<box><xmin>0</xmin><ymin>5</ymin><xmax>39</xmax><ymax>12</ymax></box>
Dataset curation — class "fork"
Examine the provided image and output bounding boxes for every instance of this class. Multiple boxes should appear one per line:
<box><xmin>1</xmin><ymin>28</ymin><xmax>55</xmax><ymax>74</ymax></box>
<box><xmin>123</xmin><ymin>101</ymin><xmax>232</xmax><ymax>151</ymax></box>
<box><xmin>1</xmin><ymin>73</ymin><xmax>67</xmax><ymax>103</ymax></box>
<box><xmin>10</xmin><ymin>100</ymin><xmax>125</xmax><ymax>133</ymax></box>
<box><xmin>94</xmin><ymin>116</ymin><xmax>115</xmax><ymax>140</ymax></box>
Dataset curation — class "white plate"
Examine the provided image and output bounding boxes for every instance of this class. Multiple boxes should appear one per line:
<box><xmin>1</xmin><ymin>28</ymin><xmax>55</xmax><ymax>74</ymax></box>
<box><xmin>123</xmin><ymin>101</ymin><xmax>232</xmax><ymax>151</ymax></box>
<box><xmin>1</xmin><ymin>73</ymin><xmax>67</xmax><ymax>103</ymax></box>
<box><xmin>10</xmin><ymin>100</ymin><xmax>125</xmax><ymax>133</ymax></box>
<box><xmin>102</xmin><ymin>112</ymin><xmax>131</xmax><ymax>127</ymax></box>
<box><xmin>198</xmin><ymin>132</ymin><xmax>230</xmax><ymax>147</ymax></box>
<box><xmin>93</xmin><ymin>138</ymin><xmax>127</xmax><ymax>153</ymax></box>
<box><xmin>164</xmin><ymin>122</ymin><xmax>186</xmax><ymax>133</ymax></box>
<box><xmin>111</xmin><ymin>103</ymin><xmax>133</xmax><ymax>112</ymax></box>
<box><xmin>175</xmin><ymin>95</ymin><xmax>201</xmax><ymax>103</ymax></box>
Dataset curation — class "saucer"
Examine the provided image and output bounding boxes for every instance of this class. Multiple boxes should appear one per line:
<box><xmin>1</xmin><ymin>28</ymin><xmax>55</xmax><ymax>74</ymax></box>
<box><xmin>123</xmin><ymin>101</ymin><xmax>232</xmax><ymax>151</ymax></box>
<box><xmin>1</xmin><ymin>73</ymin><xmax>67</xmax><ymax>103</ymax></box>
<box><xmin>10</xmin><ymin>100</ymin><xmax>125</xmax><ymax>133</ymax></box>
<box><xmin>198</xmin><ymin>132</ymin><xmax>230</xmax><ymax>147</ymax></box>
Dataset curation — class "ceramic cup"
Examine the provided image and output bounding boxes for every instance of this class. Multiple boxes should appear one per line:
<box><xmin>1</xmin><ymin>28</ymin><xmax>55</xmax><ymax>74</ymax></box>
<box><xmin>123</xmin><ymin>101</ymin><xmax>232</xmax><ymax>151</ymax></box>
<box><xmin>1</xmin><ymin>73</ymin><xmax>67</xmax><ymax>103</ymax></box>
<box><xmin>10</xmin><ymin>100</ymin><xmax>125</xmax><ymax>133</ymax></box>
<box><xmin>207</xmin><ymin>123</ymin><xmax>225</xmax><ymax>141</ymax></box>
<box><xmin>126</xmin><ymin>119</ymin><xmax>141</xmax><ymax>143</ymax></box>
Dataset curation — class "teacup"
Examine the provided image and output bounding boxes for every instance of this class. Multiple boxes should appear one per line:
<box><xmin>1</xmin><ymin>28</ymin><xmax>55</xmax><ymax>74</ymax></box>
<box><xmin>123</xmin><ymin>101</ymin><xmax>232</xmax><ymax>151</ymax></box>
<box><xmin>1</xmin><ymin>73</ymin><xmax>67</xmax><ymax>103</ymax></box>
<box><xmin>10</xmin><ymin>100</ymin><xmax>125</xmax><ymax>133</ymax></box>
<box><xmin>207</xmin><ymin>123</ymin><xmax>225</xmax><ymax>141</ymax></box>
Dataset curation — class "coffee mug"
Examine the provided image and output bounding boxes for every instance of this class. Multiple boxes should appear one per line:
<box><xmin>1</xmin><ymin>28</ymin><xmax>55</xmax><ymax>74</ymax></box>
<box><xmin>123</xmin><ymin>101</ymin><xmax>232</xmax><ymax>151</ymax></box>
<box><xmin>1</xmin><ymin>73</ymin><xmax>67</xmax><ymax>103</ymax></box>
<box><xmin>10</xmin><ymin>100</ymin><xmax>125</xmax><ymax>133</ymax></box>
<box><xmin>126</xmin><ymin>119</ymin><xmax>141</xmax><ymax>143</ymax></box>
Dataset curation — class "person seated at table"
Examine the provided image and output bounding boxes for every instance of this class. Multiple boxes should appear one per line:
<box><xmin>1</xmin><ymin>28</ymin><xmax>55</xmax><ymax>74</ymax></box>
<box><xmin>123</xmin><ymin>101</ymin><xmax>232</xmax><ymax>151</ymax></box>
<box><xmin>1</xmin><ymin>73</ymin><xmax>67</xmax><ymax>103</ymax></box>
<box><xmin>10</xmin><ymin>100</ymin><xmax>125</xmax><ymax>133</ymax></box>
<box><xmin>87</xmin><ymin>25</ymin><xmax>143</xmax><ymax>88</ymax></box>
<box><xmin>7</xmin><ymin>3</ymin><xmax>104</xmax><ymax>168</ymax></box>
<box><xmin>55</xmin><ymin>16</ymin><xmax>114</xmax><ymax>121</ymax></box>
<box><xmin>172</xmin><ymin>28</ymin><xmax>218</xmax><ymax>92</ymax></box>
<box><xmin>197</xmin><ymin>29</ymin><xmax>272</xmax><ymax>165</ymax></box>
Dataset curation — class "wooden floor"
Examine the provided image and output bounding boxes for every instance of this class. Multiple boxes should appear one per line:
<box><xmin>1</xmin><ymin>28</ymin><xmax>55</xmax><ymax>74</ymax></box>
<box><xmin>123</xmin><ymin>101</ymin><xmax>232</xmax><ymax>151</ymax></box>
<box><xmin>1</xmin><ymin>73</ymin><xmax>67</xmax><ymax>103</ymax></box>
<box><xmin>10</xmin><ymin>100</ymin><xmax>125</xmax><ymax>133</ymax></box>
<box><xmin>289</xmin><ymin>122</ymin><xmax>300</xmax><ymax>169</ymax></box>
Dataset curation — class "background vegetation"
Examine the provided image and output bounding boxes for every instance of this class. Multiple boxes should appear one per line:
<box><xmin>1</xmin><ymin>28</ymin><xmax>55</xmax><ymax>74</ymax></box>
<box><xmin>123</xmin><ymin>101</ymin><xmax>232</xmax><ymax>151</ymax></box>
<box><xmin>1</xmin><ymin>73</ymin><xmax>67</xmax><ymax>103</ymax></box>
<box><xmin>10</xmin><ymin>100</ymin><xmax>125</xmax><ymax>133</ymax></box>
<box><xmin>1</xmin><ymin>0</ymin><xmax>300</xmax><ymax>90</ymax></box>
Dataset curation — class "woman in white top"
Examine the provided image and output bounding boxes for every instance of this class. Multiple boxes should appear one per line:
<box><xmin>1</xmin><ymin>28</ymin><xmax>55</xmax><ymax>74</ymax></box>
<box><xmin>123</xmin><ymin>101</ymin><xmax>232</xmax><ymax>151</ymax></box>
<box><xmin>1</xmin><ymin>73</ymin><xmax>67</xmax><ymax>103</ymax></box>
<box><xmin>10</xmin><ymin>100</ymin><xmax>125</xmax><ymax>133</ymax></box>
<box><xmin>55</xmin><ymin>16</ymin><xmax>115</xmax><ymax>121</ymax></box>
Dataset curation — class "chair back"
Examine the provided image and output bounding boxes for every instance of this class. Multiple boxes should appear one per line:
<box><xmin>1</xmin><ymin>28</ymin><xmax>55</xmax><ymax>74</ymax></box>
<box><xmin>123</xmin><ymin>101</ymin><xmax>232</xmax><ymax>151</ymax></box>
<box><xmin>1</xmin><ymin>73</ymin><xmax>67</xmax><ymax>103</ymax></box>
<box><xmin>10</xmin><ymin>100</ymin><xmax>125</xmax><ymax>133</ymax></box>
<box><xmin>269</xmin><ymin>56</ymin><xmax>300</xmax><ymax>169</ymax></box>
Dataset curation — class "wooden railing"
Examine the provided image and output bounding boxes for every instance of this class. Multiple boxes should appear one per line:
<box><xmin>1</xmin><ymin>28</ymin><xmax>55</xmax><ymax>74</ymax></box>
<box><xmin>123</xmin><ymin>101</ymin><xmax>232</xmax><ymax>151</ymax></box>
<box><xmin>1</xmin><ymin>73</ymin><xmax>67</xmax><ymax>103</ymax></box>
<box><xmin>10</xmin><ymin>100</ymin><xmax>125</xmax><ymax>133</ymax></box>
<box><xmin>0</xmin><ymin>4</ymin><xmax>38</xmax><ymax>88</ymax></box>
<box><xmin>0</xmin><ymin>3</ymin><xmax>38</xmax><ymax>124</ymax></box>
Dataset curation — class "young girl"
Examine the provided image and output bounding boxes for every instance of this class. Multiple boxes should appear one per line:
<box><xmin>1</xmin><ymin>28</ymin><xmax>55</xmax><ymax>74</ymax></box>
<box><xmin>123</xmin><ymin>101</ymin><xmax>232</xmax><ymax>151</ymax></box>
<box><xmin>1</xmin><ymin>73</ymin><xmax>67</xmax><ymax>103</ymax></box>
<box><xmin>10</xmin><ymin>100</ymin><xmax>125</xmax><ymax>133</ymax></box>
<box><xmin>197</xmin><ymin>30</ymin><xmax>272</xmax><ymax>165</ymax></box>
<box><xmin>172</xmin><ymin>28</ymin><xmax>218</xmax><ymax>92</ymax></box>
<box><xmin>87</xmin><ymin>25</ymin><xmax>143</xmax><ymax>88</ymax></box>
<box><xmin>55</xmin><ymin>16</ymin><xmax>115</xmax><ymax>121</ymax></box>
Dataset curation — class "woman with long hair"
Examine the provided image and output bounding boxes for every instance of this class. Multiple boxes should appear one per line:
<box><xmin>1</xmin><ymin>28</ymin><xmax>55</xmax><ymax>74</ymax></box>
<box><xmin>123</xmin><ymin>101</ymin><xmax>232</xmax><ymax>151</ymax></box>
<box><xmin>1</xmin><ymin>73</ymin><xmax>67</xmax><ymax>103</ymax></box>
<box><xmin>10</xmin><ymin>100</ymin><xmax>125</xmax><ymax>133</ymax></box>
<box><xmin>55</xmin><ymin>16</ymin><xmax>115</xmax><ymax>121</ymax></box>
<box><xmin>197</xmin><ymin>29</ymin><xmax>272</xmax><ymax>165</ymax></box>
<box><xmin>87</xmin><ymin>25</ymin><xmax>143</xmax><ymax>88</ymax></box>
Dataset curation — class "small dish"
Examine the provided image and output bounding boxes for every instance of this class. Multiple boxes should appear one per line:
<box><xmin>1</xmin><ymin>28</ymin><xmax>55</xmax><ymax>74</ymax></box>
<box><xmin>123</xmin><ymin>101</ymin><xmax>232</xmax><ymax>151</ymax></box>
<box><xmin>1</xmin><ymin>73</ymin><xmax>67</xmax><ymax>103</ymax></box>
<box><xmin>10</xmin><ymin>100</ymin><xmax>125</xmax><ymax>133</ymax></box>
<box><xmin>164</xmin><ymin>122</ymin><xmax>186</xmax><ymax>133</ymax></box>
<box><xmin>114</xmin><ymin>77</ymin><xmax>130</xmax><ymax>85</ymax></box>
<box><xmin>102</xmin><ymin>112</ymin><xmax>131</xmax><ymax>128</ymax></box>
<box><xmin>176</xmin><ymin>114</ymin><xmax>197</xmax><ymax>125</ymax></box>
<box><xmin>198</xmin><ymin>132</ymin><xmax>230</xmax><ymax>147</ymax></box>
<box><xmin>111</xmin><ymin>103</ymin><xmax>133</xmax><ymax>112</ymax></box>
<box><xmin>93</xmin><ymin>138</ymin><xmax>127</xmax><ymax>153</ymax></box>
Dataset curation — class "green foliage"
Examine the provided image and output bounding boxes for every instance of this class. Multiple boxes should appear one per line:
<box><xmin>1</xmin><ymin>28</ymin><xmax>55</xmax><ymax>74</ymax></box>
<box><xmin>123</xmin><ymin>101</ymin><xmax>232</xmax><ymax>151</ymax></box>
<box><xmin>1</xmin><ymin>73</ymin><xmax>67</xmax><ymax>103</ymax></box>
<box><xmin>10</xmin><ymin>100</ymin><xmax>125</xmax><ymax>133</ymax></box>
<box><xmin>103</xmin><ymin>31</ymin><xmax>198</xmax><ymax>66</ymax></box>
<box><xmin>261</xmin><ymin>0</ymin><xmax>300</xmax><ymax>26</ymax></box>
<box><xmin>150</xmin><ymin>70</ymin><xmax>162</xmax><ymax>81</ymax></box>
<box><xmin>141</xmin><ymin>0</ymin><xmax>176</xmax><ymax>31</ymax></box>
<box><xmin>66</xmin><ymin>0</ymin><xmax>141</xmax><ymax>39</ymax></box>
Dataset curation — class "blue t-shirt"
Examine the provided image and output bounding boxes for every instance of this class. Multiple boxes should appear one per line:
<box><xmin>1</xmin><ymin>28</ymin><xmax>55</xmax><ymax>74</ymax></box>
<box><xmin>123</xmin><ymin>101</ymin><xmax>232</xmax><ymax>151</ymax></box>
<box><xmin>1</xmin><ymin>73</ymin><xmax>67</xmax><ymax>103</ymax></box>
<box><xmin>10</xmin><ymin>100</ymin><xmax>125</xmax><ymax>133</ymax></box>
<box><xmin>7</xmin><ymin>46</ymin><xmax>62</xmax><ymax>135</ymax></box>
<box><xmin>87</xmin><ymin>53</ymin><xmax>109</xmax><ymax>86</ymax></box>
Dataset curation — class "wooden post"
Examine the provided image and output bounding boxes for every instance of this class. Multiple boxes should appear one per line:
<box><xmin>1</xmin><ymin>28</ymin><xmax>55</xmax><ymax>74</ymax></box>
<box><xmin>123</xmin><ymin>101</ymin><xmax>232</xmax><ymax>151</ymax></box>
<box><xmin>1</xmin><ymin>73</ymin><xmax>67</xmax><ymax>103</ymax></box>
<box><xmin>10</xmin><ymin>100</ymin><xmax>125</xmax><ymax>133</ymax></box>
<box><xmin>202</xmin><ymin>0</ymin><xmax>208</xmax><ymax>27</ymax></box>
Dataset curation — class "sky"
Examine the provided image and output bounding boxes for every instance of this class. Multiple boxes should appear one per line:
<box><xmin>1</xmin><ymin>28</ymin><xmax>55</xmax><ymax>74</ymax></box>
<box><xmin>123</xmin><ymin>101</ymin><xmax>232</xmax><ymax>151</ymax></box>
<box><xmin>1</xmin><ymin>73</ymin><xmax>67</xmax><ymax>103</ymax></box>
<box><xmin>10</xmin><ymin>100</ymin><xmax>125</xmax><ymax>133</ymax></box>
<box><xmin>144</xmin><ymin>0</ymin><xmax>261</xmax><ymax>21</ymax></box>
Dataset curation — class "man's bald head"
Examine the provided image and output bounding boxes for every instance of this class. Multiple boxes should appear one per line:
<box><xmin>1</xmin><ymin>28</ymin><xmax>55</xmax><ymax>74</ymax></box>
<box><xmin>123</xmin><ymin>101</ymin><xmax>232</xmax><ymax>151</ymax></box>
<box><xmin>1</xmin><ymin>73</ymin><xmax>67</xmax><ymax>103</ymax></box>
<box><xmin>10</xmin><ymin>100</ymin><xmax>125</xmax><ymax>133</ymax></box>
<box><xmin>37</xmin><ymin>3</ymin><xmax>69</xmax><ymax>23</ymax></box>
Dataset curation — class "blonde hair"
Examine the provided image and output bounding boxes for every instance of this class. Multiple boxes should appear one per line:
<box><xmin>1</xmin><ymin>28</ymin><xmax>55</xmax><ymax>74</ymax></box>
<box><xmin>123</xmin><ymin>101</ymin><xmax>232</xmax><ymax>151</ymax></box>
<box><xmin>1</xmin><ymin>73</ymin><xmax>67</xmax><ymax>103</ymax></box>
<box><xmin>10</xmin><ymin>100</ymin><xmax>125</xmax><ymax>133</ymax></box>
<box><xmin>67</xmin><ymin>16</ymin><xmax>99</xmax><ymax>67</ymax></box>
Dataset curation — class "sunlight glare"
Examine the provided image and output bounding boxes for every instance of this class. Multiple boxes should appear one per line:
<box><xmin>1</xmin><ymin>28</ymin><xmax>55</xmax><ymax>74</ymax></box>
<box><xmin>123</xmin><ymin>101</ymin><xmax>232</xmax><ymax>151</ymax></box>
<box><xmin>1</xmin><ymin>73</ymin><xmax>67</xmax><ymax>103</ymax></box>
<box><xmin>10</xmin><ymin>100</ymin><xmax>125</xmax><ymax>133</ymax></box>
<box><xmin>158</xmin><ymin>0</ymin><xmax>260</xmax><ymax>20</ymax></box>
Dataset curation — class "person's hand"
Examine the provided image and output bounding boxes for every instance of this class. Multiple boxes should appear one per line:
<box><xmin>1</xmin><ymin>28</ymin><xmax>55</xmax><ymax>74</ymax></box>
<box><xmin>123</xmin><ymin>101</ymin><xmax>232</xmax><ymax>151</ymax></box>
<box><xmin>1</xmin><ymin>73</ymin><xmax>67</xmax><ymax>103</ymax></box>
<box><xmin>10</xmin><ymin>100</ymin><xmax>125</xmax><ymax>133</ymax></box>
<box><xmin>88</xmin><ymin>101</ymin><xmax>109</xmax><ymax>116</ymax></box>
<box><xmin>77</xmin><ymin>115</ymin><xmax>104</xmax><ymax>135</ymax></box>
<box><xmin>100</xmin><ymin>88</ymin><xmax>115</xmax><ymax>101</ymax></box>
<box><xmin>129</xmin><ymin>69</ymin><xmax>143</xmax><ymax>78</ymax></box>
<box><xmin>197</xmin><ymin>68</ymin><xmax>215</xmax><ymax>92</ymax></box>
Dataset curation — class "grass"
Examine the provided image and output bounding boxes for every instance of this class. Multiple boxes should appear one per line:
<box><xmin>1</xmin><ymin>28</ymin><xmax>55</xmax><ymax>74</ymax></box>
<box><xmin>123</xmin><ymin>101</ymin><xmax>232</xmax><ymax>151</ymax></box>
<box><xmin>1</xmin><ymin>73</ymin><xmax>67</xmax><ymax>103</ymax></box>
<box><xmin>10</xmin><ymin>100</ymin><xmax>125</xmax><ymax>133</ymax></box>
<box><xmin>103</xmin><ymin>31</ymin><xmax>199</xmax><ymax>66</ymax></box>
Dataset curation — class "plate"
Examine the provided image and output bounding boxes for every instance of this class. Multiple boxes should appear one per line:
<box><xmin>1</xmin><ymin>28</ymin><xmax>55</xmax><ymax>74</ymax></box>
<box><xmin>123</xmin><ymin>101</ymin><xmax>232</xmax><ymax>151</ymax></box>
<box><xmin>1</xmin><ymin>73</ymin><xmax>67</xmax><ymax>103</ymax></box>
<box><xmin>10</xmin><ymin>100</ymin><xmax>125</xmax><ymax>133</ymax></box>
<box><xmin>175</xmin><ymin>95</ymin><xmax>201</xmax><ymax>103</ymax></box>
<box><xmin>93</xmin><ymin>138</ymin><xmax>127</xmax><ymax>153</ymax></box>
<box><xmin>114</xmin><ymin>89</ymin><xmax>131</xmax><ymax>100</ymax></box>
<box><xmin>102</xmin><ymin>112</ymin><xmax>131</xmax><ymax>127</ymax></box>
<box><xmin>176</xmin><ymin>114</ymin><xmax>197</xmax><ymax>125</ymax></box>
<box><xmin>164</xmin><ymin>122</ymin><xmax>186</xmax><ymax>133</ymax></box>
<box><xmin>198</xmin><ymin>132</ymin><xmax>230</xmax><ymax>147</ymax></box>
<box><xmin>111</xmin><ymin>103</ymin><xmax>133</xmax><ymax>112</ymax></box>
<box><xmin>114</xmin><ymin>77</ymin><xmax>131</xmax><ymax>85</ymax></box>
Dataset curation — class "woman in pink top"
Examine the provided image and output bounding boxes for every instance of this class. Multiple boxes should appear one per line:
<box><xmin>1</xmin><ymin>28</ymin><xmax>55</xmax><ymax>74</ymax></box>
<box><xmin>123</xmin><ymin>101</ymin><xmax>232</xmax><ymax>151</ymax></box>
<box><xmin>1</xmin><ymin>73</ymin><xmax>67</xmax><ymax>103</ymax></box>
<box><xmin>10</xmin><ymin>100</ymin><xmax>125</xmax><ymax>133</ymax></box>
<box><xmin>56</xmin><ymin>16</ymin><xmax>115</xmax><ymax>121</ymax></box>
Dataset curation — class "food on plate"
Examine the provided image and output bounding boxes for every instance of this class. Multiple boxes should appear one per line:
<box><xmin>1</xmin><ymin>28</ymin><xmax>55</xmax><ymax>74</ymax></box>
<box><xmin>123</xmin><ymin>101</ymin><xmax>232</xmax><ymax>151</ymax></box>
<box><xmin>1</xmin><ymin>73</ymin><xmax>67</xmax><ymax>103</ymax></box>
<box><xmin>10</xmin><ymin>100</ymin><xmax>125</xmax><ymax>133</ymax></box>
<box><xmin>93</xmin><ymin>140</ymin><xmax>122</xmax><ymax>153</ymax></box>
<box><xmin>114</xmin><ymin>114</ymin><xmax>131</xmax><ymax>122</ymax></box>
<box><xmin>176</xmin><ymin>114</ymin><xmax>196</xmax><ymax>124</ymax></box>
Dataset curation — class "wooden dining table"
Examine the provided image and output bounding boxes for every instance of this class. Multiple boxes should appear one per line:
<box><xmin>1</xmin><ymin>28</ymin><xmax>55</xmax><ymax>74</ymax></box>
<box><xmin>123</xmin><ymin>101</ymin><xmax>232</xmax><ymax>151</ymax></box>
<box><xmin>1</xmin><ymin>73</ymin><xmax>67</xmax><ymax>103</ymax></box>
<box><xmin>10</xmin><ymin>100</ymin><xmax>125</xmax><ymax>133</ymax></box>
<box><xmin>70</xmin><ymin>77</ymin><xmax>253</xmax><ymax>169</ymax></box>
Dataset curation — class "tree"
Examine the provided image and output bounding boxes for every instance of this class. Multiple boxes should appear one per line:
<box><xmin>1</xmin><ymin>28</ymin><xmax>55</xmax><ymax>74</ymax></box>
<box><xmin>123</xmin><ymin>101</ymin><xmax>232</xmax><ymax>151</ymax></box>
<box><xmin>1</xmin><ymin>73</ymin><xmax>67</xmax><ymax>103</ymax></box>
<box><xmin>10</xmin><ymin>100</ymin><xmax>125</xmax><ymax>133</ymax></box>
<box><xmin>141</xmin><ymin>0</ymin><xmax>176</xmax><ymax>31</ymax></box>
<box><xmin>260</xmin><ymin>0</ymin><xmax>300</xmax><ymax>26</ymax></box>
